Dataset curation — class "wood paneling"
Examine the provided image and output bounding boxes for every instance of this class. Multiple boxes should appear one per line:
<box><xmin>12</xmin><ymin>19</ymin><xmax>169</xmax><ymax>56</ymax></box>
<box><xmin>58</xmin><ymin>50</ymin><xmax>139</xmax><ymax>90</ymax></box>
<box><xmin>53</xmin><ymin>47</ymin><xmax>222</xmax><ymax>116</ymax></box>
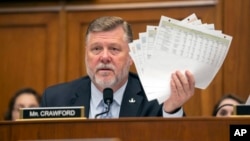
<box><xmin>0</xmin><ymin>13</ymin><xmax>60</xmax><ymax>120</ymax></box>
<box><xmin>223</xmin><ymin>0</ymin><xmax>250</xmax><ymax>100</ymax></box>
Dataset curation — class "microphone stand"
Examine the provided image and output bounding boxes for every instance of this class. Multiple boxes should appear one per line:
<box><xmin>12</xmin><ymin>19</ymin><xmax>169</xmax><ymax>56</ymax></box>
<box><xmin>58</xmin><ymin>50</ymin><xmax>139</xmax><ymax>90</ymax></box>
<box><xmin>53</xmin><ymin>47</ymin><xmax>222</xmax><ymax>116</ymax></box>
<box><xmin>95</xmin><ymin>102</ymin><xmax>111</xmax><ymax>118</ymax></box>
<box><xmin>95</xmin><ymin>88</ymin><xmax>113</xmax><ymax>118</ymax></box>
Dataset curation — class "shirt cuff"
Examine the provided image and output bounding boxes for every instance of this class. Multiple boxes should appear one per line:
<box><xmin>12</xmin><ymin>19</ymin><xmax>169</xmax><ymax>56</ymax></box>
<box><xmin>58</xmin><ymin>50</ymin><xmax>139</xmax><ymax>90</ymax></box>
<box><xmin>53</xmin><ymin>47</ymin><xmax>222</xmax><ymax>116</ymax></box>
<box><xmin>162</xmin><ymin>107</ymin><xmax>183</xmax><ymax>117</ymax></box>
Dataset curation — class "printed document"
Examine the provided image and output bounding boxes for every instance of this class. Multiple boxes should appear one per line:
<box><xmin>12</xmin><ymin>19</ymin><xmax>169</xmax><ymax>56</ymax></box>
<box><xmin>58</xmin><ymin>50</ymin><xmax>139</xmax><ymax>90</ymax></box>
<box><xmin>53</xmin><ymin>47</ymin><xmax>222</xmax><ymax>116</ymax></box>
<box><xmin>129</xmin><ymin>13</ymin><xmax>233</xmax><ymax>104</ymax></box>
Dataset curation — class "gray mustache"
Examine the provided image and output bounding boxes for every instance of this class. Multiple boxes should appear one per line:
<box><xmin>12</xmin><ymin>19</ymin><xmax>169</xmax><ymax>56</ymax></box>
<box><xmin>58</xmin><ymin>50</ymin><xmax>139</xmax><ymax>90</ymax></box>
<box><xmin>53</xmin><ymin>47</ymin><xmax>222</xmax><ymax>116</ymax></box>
<box><xmin>96</xmin><ymin>64</ymin><xmax>115</xmax><ymax>70</ymax></box>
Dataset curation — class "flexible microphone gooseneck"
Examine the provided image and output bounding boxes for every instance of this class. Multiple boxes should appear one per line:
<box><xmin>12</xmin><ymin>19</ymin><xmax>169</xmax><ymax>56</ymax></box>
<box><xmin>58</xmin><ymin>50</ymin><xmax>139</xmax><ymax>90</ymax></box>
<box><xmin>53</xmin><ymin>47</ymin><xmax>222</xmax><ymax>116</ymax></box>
<box><xmin>95</xmin><ymin>88</ymin><xmax>114</xmax><ymax>118</ymax></box>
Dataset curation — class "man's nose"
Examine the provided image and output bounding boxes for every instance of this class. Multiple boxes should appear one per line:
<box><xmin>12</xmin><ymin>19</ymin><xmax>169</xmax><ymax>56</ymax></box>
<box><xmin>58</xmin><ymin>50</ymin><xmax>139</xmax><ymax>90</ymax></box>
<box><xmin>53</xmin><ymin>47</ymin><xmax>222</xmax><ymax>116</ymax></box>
<box><xmin>100</xmin><ymin>49</ymin><xmax>111</xmax><ymax>63</ymax></box>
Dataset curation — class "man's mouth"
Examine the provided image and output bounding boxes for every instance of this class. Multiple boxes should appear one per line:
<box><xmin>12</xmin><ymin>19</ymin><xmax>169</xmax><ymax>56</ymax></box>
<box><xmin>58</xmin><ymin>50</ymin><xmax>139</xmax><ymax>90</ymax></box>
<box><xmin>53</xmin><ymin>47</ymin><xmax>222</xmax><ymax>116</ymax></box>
<box><xmin>96</xmin><ymin>64</ymin><xmax>114</xmax><ymax>74</ymax></box>
<box><xmin>97</xmin><ymin>68</ymin><xmax>113</xmax><ymax>73</ymax></box>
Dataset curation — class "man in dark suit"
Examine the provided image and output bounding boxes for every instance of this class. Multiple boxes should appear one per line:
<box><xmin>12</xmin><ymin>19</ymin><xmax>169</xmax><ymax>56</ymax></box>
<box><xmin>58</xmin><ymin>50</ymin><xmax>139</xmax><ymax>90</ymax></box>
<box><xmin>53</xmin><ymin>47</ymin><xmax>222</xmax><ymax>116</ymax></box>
<box><xmin>40</xmin><ymin>16</ymin><xmax>195</xmax><ymax>118</ymax></box>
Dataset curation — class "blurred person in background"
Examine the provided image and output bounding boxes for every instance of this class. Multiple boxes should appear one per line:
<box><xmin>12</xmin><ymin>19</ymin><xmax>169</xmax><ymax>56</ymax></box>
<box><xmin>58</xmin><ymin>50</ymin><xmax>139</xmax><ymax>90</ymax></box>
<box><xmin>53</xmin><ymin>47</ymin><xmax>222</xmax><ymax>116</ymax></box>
<box><xmin>212</xmin><ymin>93</ymin><xmax>244</xmax><ymax>117</ymax></box>
<box><xmin>4</xmin><ymin>87</ymin><xmax>41</xmax><ymax>121</ymax></box>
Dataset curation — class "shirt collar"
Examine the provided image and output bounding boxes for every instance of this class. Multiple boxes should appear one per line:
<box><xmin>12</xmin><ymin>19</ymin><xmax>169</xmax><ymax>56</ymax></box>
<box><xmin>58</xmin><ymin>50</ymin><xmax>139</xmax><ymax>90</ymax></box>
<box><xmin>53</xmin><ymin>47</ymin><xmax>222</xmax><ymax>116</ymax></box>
<box><xmin>91</xmin><ymin>81</ymin><xmax>128</xmax><ymax>109</ymax></box>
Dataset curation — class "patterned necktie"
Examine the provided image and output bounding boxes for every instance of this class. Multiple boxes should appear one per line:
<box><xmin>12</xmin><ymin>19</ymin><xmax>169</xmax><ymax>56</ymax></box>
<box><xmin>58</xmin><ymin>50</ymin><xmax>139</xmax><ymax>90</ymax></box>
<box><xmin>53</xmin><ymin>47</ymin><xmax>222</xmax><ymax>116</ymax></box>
<box><xmin>100</xmin><ymin>100</ymin><xmax>112</xmax><ymax>118</ymax></box>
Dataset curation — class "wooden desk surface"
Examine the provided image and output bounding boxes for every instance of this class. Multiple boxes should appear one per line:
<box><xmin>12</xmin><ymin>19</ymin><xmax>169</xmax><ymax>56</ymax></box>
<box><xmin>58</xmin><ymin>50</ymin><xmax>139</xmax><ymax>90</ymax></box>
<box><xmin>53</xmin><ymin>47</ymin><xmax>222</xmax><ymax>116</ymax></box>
<box><xmin>0</xmin><ymin>117</ymin><xmax>250</xmax><ymax>141</ymax></box>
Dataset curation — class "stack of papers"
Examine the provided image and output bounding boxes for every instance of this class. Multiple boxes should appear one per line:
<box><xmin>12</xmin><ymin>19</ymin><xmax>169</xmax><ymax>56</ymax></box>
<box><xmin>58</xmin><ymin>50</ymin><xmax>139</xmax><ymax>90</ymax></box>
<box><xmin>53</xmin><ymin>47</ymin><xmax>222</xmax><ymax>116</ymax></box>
<box><xmin>129</xmin><ymin>13</ymin><xmax>233</xmax><ymax>104</ymax></box>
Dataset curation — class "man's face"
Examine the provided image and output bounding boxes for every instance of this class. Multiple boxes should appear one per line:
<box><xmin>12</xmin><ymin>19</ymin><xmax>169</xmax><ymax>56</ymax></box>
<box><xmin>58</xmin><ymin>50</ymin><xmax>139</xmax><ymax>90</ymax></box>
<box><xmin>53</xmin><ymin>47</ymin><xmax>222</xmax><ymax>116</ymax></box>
<box><xmin>85</xmin><ymin>26</ymin><xmax>133</xmax><ymax>91</ymax></box>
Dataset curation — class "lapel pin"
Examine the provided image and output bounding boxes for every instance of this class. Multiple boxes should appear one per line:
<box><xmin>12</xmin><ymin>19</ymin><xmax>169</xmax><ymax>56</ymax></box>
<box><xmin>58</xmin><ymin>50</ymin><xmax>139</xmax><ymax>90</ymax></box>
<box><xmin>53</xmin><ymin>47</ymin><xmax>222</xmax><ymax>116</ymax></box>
<box><xmin>129</xmin><ymin>98</ymin><xmax>136</xmax><ymax>103</ymax></box>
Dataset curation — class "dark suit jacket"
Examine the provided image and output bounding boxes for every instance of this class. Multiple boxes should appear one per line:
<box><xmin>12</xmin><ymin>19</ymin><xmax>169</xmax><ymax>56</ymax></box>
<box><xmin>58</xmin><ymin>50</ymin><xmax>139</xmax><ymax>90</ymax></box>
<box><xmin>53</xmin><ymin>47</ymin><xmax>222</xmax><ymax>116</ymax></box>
<box><xmin>40</xmin><ymin>73</ymin><xmax>163</xmax><ymax>118</ymax></box>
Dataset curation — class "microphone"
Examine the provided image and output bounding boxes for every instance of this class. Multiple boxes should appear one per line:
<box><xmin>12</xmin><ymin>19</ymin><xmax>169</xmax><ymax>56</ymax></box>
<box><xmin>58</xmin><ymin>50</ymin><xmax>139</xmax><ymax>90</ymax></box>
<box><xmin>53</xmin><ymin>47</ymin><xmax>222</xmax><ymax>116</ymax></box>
<box><xmin>95</xmin><ymin>88</ymin><xmax>113</xmax><ymax>118</ymax></box>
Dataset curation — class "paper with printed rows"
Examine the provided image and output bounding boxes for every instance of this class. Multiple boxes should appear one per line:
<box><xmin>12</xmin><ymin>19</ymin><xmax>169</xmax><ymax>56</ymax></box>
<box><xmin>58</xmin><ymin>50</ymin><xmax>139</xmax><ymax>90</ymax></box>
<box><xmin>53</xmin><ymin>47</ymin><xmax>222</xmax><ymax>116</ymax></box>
<box><xmin>129</xmin><ymin>13</ymin><xmax>233</xmax><ymax>104</ymax></box>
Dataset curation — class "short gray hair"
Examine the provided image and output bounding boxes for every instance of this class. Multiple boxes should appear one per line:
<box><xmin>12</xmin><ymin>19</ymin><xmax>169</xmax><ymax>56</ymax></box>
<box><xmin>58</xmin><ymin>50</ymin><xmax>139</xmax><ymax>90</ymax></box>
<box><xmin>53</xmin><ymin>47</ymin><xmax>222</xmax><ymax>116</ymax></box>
<box><xmin>85</xmin><ymin>16</ymin><xmax>133</xmax><ymax>43</ymax></box>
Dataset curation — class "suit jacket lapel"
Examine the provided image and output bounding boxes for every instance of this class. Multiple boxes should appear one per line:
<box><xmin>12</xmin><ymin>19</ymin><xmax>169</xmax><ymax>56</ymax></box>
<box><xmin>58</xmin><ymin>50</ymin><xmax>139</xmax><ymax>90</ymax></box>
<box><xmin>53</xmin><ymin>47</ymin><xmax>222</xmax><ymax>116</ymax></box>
<box><xmin>69</xmin><ymin>77</ymin><xmax>91</xmax><ymax>118</ymax></box>
<box><xmin>119</xmin><ymin>74</ymin><xmax>144</xmax><ymax>117</ymax></box>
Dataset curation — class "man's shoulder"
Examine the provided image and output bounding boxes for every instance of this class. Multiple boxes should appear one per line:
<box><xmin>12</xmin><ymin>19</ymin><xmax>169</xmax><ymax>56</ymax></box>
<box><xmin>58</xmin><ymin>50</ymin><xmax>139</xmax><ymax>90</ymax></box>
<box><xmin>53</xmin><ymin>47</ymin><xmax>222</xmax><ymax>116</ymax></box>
<box><xmin>128</xmin><ymin>72</ymin><xmax>142</xmax><ymax>85</ymax></box>
<box><xmin>40</xmin><ymin>76</ymin><xmax>91</xmax><ymax>107</ymax></box>
<box><xmin>45</xmin><ymin>76</ymin><xmax>90</xmax><ymax>93</ymax></box>
<box><xmin>128</xmin><ymin>72</ymin><xmax>144</xmax><ymax>92</ymax></box>
<box><xmin>128</xmin><ymin>72</ymin><xmax>140</xmax><ymax>80</ymax></box>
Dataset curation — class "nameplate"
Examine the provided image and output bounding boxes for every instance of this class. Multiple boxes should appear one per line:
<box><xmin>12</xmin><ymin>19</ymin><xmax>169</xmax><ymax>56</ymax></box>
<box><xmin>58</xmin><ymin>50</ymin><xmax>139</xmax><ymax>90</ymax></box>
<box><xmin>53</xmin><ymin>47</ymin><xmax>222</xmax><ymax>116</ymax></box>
<box><xmin>19</xmin><ymin>106</ymin><xmax>85</xmax><ymax>120</ymax></box>
<box><xmin>234</xmin><ymin>105</ymin><xmax>250</xmax><ymax>115</ymax></box>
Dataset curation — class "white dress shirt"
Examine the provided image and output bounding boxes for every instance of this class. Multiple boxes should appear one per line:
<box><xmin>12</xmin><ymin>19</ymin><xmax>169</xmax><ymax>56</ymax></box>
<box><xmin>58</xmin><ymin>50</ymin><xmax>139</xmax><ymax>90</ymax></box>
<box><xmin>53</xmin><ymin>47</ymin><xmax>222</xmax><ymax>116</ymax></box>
<box><xmin>89</xmin><ymin>82</ymin><xmax>126</xmax><ymax>119</ymax></box>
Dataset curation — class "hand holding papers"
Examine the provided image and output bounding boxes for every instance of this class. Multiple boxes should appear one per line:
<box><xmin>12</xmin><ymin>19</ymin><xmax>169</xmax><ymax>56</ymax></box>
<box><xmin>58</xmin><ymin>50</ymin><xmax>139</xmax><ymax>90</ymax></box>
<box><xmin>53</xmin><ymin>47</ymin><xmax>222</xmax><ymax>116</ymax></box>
<box><xmin>129</xmin><ymin>13</ymin><xmax>233</xmax><ymax>104</ymax></box>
